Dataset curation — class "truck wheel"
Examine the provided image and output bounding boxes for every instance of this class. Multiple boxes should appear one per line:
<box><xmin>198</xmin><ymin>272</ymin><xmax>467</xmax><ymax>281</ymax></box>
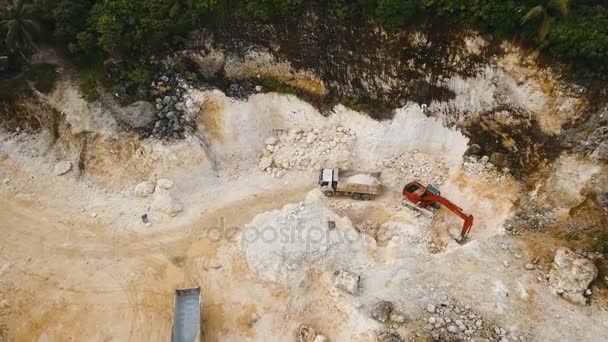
<box><xmin>362</xmin><ymin>194</ymin><xmax>373</xmax><ymax>200</ymax></box>
<box><xmin>352</xmin><ymin>193</ymin><xmax>362</xmax><ymax>200</ymax></box>
<box><xmin>323</xmin><ymin>191</ymin><xmax>334</xmax><ymax>197</ymax></box>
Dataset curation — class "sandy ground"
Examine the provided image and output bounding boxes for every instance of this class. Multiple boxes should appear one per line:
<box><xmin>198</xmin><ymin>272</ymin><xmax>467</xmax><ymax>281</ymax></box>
<box><xmin>0</xmin><ymin>152</ymin><xmax>316</xmax><ymax>341</ymax></box>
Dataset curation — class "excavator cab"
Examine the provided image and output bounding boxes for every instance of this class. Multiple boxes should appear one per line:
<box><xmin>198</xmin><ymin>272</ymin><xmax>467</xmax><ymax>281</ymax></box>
<box><xmin>403</xmin><ymin>181</ymin><xmax>440</xmax><ymax>208</ymax></box>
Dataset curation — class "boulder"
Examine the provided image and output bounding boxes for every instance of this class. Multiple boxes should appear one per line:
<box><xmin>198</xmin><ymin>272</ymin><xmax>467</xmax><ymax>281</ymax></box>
<box><xmin>313</xmin><ymin>335</ymin><xmax>328</xmax><ymax>342</ymax></box>
<box><xmin>265</xmin><ymin>137</ymin><xmax>278</xmax><ymax>145</ymax></box>
<box><xmin>53</xmin><ymin>161</ymin><xmax>72</xmax><ymax>176</ymax></box>
<box><xmin>259</xmin><ymin>156</ymin><xmax>273</xmax><ymax>170</ymax></box>
<box><xmin>297</xmin><ymin>325</ymin><xmax>316</xmax><ymax>342</ymax></box>
<box><xmin>156</xmin><ymin>178</ymin><xmax>174</xmax><ymax>190</ymax></box>
<box><xmin>134</xmin><ymin>181</ymin><xmax>155</xmax><ymax>198</ymax></box>
<box><xmin>151</xmin><ymin>190</ymin><xmax>183</xmax><ymax>217</ymax></box>
<box><xmin>370</xmin><ymin>301</ymin><xmax>393</xmax><ymax>323</ymax></box>
<box><xmin>587</xmin><ymin>127</ymin><xmax>608</xmax><ymax>161</ymax></box>
<box><xmin>549</xmin><ymin>247</ymin><xmax>598</xmax><ymax>304</ymax></box>
<box><xmin>333</xmin><ymin>270</ymin><xmax>360</xmax><ymax>295</ymax></box>
<box><xmin>120</xmin><ymin>101</ymin><xmax>156</xmax><ymax>128</ymax></box>
<box><xmin>464</xmin><ymin>144</ymin><xmax>482</xmax><ymax>156</ymax></box>
<box><xmin>377</xmin><ymin>332</ymin><xmax>403</xmax><ymax>342</ymax></box>
<box><xmin>447</xmin><ymin>325</ymin><xmax>459</xmax><ymax>334</ymax></box>
<box><xmin>389</xmin><ymin>311</ymin><xmax>406</xmax><ymax>323</ymax></box>
<box><xmin>306</xmin><ymin>132</ymin><xmax>317</xmax><ymax>144</ymax></box>
<box><xmin>489</xmin><ymin>152</ymin><xmax>509</xmax><ymax>168</ymax></box>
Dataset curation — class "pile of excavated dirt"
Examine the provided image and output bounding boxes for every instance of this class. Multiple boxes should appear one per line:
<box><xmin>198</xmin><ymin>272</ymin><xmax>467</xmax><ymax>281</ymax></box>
<box><xmin>420</xmin><ymin>298</ymin><xmax>530</xmax><ymax>342</ymax></box>
<box><xmin>258</xmin><ymin>126</ymin><xmax>357</xmax><ymax>178</ymax></box>
<box><xmin>378</xmin><ymin>151</ymin><xmax>450</xmax><ymax>188</ymax></box>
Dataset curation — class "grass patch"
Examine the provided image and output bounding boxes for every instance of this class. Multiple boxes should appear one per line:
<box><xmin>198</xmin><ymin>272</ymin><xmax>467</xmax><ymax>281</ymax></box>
<box><xmin>340</xmin><ymin>96</ymin><xmax>369</xmax><ymax>112</ymax></box>
<box><xmin>595</xmin><ymin>233</ymin><xmax>608</xmax><ymax>254</ymax></box>
<box><xmin>79</xmin><ymin>67</ymin><xmax>106</xmax><ymax>102</ymax></box>
<box><xmin>258</xmin><ymin>76</ymin><xmax>303</xmax><ymax>96</ymax></box>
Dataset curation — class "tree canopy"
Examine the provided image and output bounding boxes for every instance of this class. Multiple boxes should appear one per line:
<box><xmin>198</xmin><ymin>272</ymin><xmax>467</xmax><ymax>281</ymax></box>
<box><xmin>1</xmin><ymin>0</ymin><xmax>605</xmax><ymax>78</ymax></box>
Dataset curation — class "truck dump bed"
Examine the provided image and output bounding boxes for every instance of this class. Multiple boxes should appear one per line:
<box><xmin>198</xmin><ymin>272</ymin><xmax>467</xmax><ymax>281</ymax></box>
<box><xmin>172</xmin><ymin>287</ymin><xmax>202</xmax><ymax>342</ymax></box>
<box><xmin>335</xmin><ymin>170</ymin><xmax>381</xmax><ymax>195</ymax></box>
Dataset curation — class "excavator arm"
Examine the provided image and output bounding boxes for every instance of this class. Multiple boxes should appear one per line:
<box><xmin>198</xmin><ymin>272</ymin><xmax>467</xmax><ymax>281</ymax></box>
<box><xmin>423</xmin><ymin>194</ymin><xmax>474</xmax><ymax>240</ymax></box>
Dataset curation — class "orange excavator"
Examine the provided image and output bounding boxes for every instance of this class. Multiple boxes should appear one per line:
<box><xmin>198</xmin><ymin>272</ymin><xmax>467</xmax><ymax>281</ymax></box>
<box><xmin>402</xmin><ymin>181</ymin><xmax>474</xmax><ymax>242</ymax></box>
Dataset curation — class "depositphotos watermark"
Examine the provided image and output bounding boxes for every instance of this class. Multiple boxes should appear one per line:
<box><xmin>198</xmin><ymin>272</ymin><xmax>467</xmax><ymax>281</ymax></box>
<box><xmin>199</xmin><ymin>217</ymin><xmax>365</xmax><ymax>250</ymax></box>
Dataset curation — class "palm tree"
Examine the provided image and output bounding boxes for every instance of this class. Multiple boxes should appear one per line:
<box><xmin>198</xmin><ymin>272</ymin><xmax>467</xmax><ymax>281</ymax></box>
<box><xmin>521</xmin><ymin>0</ymin><xmax>570</xmax><ymax>41</ymax></box>
<box><xmin>0</xmin><ymin>0</ymin><xmax>39</xmax><ymax>59</ymax></box>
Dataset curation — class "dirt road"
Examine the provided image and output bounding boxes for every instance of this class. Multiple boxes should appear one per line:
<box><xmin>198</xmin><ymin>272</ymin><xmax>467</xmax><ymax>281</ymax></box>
<box><xmin>0</xmin><ymin>182</ymin><xmax>311</xmax><ymax>341</ymax></box>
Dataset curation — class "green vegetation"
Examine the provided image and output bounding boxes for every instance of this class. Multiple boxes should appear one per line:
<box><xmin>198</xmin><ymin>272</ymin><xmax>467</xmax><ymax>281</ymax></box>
<box><xmin>340</xmin><ymin>96</ymin><xmax>369</xmax><ymax>112</ymax></box>
<box><xmin>23</xmin><ymin>62</ymin><xmax>56</xmax><ymax>93</ymax></box>
<box><xmin>595</xmin><ymin>233</ymin><xmax>608</xmax><ymax>254</ymax></box>
<box><xmin>376</xmin><ymin>0</ymin><xmax>419</xmax><ymax>27</ymax></box>
<box><xmin>78</xmin><ymin>68</ymin><xmax>103</xmax><ymax>102</ymax></box>
<box><xmin>0</xmin><ymin>0</ymin><xmax>40</xmax><ymax>59</ymax></box>
<box><xmin>0</xmin><ymin>62</ymin><xmax>56</xmax><ymax>99</ymax></box>
<box><xmin>521</xmin><ymin>0</ymin><xmax>570</xmax><ymax>41</ymax></box>
<box><xmin>258</xmin><ymin>76</ymin><xmax>305</xmax><ymax>96</ymax></box>
<box><xmin>0</xmin><ymin>0</ymin><xmax>606</xmax><ymax>101</ymax></box>
<box><xmin>0</xmin><ymin>74</ymin><xmax>26</xmax><ymax>99</ymax></box>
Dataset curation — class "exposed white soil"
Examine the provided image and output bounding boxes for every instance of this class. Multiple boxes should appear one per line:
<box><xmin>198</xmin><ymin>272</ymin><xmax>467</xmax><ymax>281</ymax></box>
<box><xmin>1</xmin><ymin>44</ymin><xmax>607</xmax><ymax>342</ymax></box>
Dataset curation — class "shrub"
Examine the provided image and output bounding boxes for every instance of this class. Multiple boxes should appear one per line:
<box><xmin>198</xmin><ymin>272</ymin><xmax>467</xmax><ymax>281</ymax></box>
<box><xmin>595</xmin><ymin>233</ymin><xmax>608</xmax><ymax>254</ymax></box>
<box><xmin>0</xmin><ymin>76</ymin><xmax>28</xmax><ymax>100</ymax></box>
<box><xmin>330</xmin><ymin>0</ymin><xmax>377</xmax><ymax>20</ymax></box>
<box><xmin>259</xmin><ymin>76</ymin><xmax>303</xmax><ymax>95</ymax></box>
<box><xmin>24</xmin><ymin>63</ymin><xmax>58</xmax><ymax>94</ymax></box>
<box><xmin>340</xmin><ymin>96</ymin><xmax>369</xmax><ymax>112</ymax></box>
<box><xmin>239</xmin><ymin>0</ymin><xmax>304</xmax><ymax>20</ymax></box>
<box><xmin>422</xmin><ymin>0</ymin><xmax>524</xmax><ymax>36</ymax></box>
<box><xmin>79</xmin><ymin>69</ymin><xmax>101</xmax><ymax>102</ymax></box>
<box><xmin>545</xmin><ymin>6</ymin><xmax>608</xmax><ymax>78</ymax></box>
<box><xmin>376</xmin><ymin>0</ymin><xmax>419</xmax><ymax>27</ymax></box>
<box><xmin>127</xmin><ymin>65</ymin><xmax>153</xmax><ymax>89</ymax></box>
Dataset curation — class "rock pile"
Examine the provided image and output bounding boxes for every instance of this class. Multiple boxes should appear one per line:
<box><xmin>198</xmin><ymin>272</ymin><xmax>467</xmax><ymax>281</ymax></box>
<box><xmin>379</xmin><ymin>151</ymin><xmax>449</xmax><ymax>188</ymax></box>
<box><xmin>548</xmin><ymin>247</ymin><xmax>598</xmax><ymax>304</ymax></box>
<box><xmin>149</xmin><ymin>70</ymin><xmax>194</xmax><ymax>139</ymax></box>
<box><xmin>422</xmin><ymin>300</ymin><xmax>528</xmax><ymax>341</ymax></box>
<box><xmin>259</xmin><ymin>126</ymin><xmax>356</xmax><ymax>178</ymax></box>
<box><xmin>463</xmin><ymin>155</ymin><xmax>510</xmax><ymax>179</ymax></box>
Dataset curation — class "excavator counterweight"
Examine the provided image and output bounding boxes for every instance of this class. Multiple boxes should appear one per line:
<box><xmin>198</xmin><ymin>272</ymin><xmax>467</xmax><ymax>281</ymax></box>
<box><xmin>402</xmin><ymin>181</ymin><xmax>474</xmax><ymax>241</ymax></box>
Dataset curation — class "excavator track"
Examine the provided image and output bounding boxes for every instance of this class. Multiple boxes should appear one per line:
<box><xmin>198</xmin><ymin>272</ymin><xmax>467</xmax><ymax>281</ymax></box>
<box><xmin>402</xmin><ymin>200</ymin><xmax>436</xmax><ymax>219</ymax></box>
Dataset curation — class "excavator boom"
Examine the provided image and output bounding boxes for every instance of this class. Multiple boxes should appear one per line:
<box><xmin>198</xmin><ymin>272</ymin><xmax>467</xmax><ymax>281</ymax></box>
<box><xmin>423</xmin><ymin>194</ymin><xmax>474</xmax><ymax>240</ymax></box>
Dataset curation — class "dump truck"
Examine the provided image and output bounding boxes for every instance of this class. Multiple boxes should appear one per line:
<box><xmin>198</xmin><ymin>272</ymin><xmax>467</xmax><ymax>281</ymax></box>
<box><xmin>172</xmin><ymin>287</ymin><xmax>202</xmax><ymax>342</ymax></box>
<box><xmin>319</xmin><ymin>168</ymin><xmax>381</xmax><ymax>200</ymax></box>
